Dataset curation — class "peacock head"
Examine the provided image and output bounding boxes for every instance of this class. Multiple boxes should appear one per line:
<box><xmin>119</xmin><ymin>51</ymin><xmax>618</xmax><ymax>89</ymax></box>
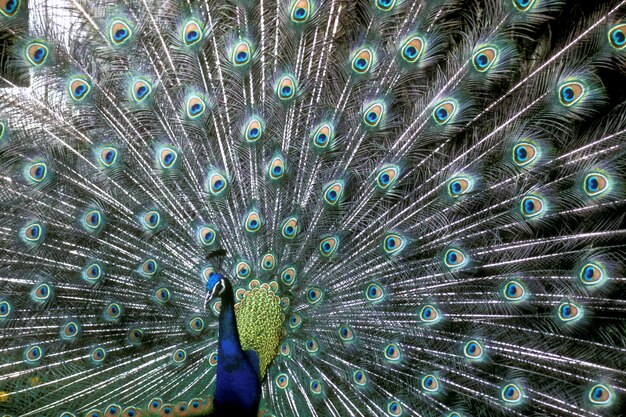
<box><xmin>204</xmin><ymin>272</ymin><xmax>231</xmax><ymax>308</ymax></box>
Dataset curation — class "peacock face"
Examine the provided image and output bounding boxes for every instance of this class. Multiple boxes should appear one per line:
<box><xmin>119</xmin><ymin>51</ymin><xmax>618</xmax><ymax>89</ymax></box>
<box><xmin>205</xmin><ymin>272</ymin><xmax>227</xmax><ymax>302</ymax></box>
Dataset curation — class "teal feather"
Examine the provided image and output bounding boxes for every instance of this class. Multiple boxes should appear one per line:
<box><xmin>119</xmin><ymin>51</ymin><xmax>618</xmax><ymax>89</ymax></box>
<box><xmin>1</xmin><ymin>0</ymin><xmax>626</xmax><ymax>416</ymax></box>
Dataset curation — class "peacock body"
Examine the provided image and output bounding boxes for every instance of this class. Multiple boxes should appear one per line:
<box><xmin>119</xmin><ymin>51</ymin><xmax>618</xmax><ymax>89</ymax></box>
<box><xmin>1</xmin><ymin>0</ymin><xmax>626</xmax><ymax>416</ymax></box>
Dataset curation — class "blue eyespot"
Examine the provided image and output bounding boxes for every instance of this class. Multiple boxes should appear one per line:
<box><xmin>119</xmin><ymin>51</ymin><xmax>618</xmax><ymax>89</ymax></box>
<box><xmin>558</xmin><ymin>81</ymin><xmax>585</xmax><ymax>107</ymax></box>
<box><xmin>363</xmin><ymin>102</ymin><xmax>384</xmax><ymax>127</ymax></box>
<box><xmin>110</xmin><ymin>20</ymin><xmax>133</xmax><ymax>45</ymax></box>
<box><xmin>376</xmin><ymin>0</ymin><xmax>396</xmax><ymax>11</ymax></box>
<box><xmin>609</xmin><ymin>24</ymin><xmax>626</xmax><ymax>49</ymax></box>
<box><xmin>512</xmin><ymin>0</ymin><xmax>536</xmax><ymax>11</ymax></box>
<box><xmin>1</xmin><ymin>0</ymin><xmax>20</xmax><ymax>17</ymax></box>
<box><xmin>432</xmin><ymin>100</ymin><xmax>456</xmax><ymax>124</ymax></box>
<box><xmin>183</xmin><ymin>20</ymin><xmax>203</xmax><ymax>46</ymax></box>
<box><xmin>291</xmin><ymin>0</ymin><xmax>311</xmax><ymax>23</ymax></box>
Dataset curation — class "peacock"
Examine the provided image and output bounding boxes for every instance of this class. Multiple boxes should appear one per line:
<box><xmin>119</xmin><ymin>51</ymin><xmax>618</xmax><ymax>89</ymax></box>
<box><xmin>1</xmin><ymin>0</ymin><xmax>626</xmax><ymax>415</ymax></box>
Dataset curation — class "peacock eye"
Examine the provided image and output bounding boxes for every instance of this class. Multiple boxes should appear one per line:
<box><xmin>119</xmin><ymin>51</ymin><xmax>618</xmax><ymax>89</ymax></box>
<box><xmin>244</xmin><ymin>210</ymin><xmax>262</xmax><ymax>233</ymax></box>
<box><xmin>236</xmin><ymin>261</ymin><xmax>252</xmax><ymax>279</ymax></box>
<box><xmin>448</xmin><ymin>177</ymin><xmax>471</xmax><ymax>197</ymax></box>
<box><xmin>289</xmin><ymin>313</ymin><xmax>302</xmax><ymax>329</ymax></box>
<box><xmin>189</xmin><ymin>399</ymin><xmax>202</xmax><ymax>410</ymax></box>
<box><xmin>290</xmin><ymin>0</ymin><xmax>311</xmax><ymax>23</ymax></box>
<box><xmin>69</xmin><ymin>78</ymin><xmax>91</xmax><ymax>101</ymax></box>
<box><xmin>84</xmin><ymin>263</ymin><xmax>103</xmax><ymax>283</ymax></box>
<box><xmin>401</xmin><ymin>35</ymin><xmax>425</xmax><ymax>63</ymax></box>
<box><xmin>558</xmin><ymin>301</ymin><xmax>582</xmax><ymax>322</ymax></box>
<box><xmin>365</xmin><ymin>283</ymin><xmax>384</xmax><ymax>303</ymax></box>
<box><xmin>464</xmin><ymin>340</ymin><xmax>484</xmax><ymax>359</ymax></box>
<box><xmin>62</xmin><ymin>321</ymin><xmax>80</xmax><ymax>339</ymax></box>
<box><xmin>182</xmin><ymin>20</ymin><xmax>203</xmax><ymax>46</ymax></box>
<box><xmin>209</xmin><ymin>351</ymin><xmax>219</xmax><ymax>366</ymax></box>
<box><xmin>105</xmin><ymin>303</ymin><xmax>122</xmax><ymax>320</ymax></box>
<box><xmin>245</xmin><ymin>118</ymin><xmax>263</xmax><ymax>143</ymax></box>
<box><xmin>363</xmin><ymin>101</ymin><xmax>385</xmax><ymax>127</ymax></box>
<box><xmin>23</xmin><ymin>222</ymin><xmax>43</xmax><ymax>242</ymax></box>
<box><xmin>208</xmin><ymin>172</ymin><xmax>228</xmax><ymax>196</ymax></box>
<box><xmin>323</xmin><ymin>181</ymin><xmax>344</xmax><ymax>206</ymax></box>
<box><xmin>172</xmin><ymin>348</ymin><xmax>186</xmax><ymax>363</ymax></box>
<box><xmin>589</xmin><ymin>384</ymin><xmax>613</xmax><ymax>405</ymax></box>
<box><xmin>520</xmin><ymin>195</ymin><xmax>544</xmax><ymax>218</ymax></box>
<box><xmin>154</xmin><ymin>287</ymin><xmax>171</xmax><ymax>303</ymax></box>
<box><xmin>0</xmin><ymin>300</ymin><xmax>11</xmax><ymax>318</ymax></box>
<box><xmin>142</xmin><ymin>211</ymin><xmax>161</xmax><ymax>229</ymax></box>
<box><xmin>26</xmin><ymin>42</ymin><xmax>49</xmax><ymax>66</ymax></box>
<box><xmin>0</xmin><ymin>0</ymin><xmax>21</xmax><ymax>17</ymax></box>
<box><xmin>277</xmin><ymin>75</ymin><xmax>296</xmax><ymax>100</ymax></box>
<box><xmin>140</xmin><ymin>259</ymin><xmax>157</xmax><ymax>276</ymax></box>
<box><xmin>281</xmin><ymin>266</ymin><xmax>297</xmax><ymax>286</ymax></box>
<box><xmin>387</xmin><ymin>401</ymin><xmax>402</xmax><ymax>416</ymax></box>
<box><xmin>512</xmin><ymin>0</ymin><xmax>537</xmax><ymax>12</ymax></box>
<box><xmin>268</xmin><ymin>155</ymin><xmax>287</xmax><ymax>180</ymax></box>
<box><xmin>512</xmin><ymin>142</ymin><xmax>538</xmax><ymax>166</ymax></box>
<box><xmin>338</xmin><ymin>324</ymin><xmax>355</xmax><ymax>342</ymax></box>
<box><xmin>29</xmin><ymin>162</ymin><xmax>48</xmax><ymax>182</ymax></box>
<box><xmin>125</xmin><ymin>330</ymin><xmax>142</xmax><ymax>347</ymax></box>
<box><xmin>280</xmin><ymin>342</ymin><xmax>292</xmax><ymax>357</ymax></box>
<box><xmin>472</xmin><ymin>46</ymin><xmax>497</xmax><ymax>72</ymax></box>
<box><xmin>276</xmin><ymin>373</ymin><xmax>290</xmax><ymax>389</ymax></box>
<box><xmin>132</xmin><ymin>79</ymin><xmax>152</xmax><ymax>102</ymax></box>
<box><xmin>376</xmin><ymin>0</ymin><xmax>396</xmax><ymax>11</ymax></box>
<box><xmin>261</xmin><ymin>253</ymin><xmax>276</xmax><ymax>271</ymax></box>
<box><xmin>310</xmin><ymin>379</ymin><xmax>322</xmax><ymax>394</ymax></box>
<box><xmin>353</xmin><ymin>369</ymin><xmax>367</xmax><ymax>386</ymax></box>
<box><xmin>352</xmin><ymin>48</ymin><xmax>373</xmax><ymax>74</ymax></box>
<box><xmin>25</xmin><ymin>345</ymin><xmax>43</xmax><ymax>363</ymax></box>
<box><xmin>444</xmin><ymin>248</ymin><xmax>466</xmax><ymax>268</ymax></box>
<box><xmin>584</xmin><ymin>172</ymin><xmax>609</xmax><ymax>196</ymax></box>
<box><xmin>33</xmin><ymin>283</ymin><xmax>52</xmax><ymax>301</ymax></box>
<box><xmin>384</xmin><ymin>343</ymin><xmax>401</xmax><ymax>361</ymax></box>
<box><xmin>109</xmin><ymin>19</ymin><xmax>133</xmax><ymax>45</ymax></box>
<box><xmin>307</xmin><ymin>287</ymin><xmax>323</xmax><ymax>304</ymax></box>
<box><xmin>100</xmin><ymin>147</ymin><xmax>118</xmax><ymax>167</ymax></box>
<box><xmin>158</xmin><ymin>147</ymin><xmax>178</xmax><ymax>169</ymax></box>
<box><xmin>420</xmin><ymin>305</ymin><xmax>439</xmax><ymax>323</ymax></box>
<box><xmin>433</xmin><ymin>100</ymin><xmax>456</xmax><ymax>124</ymax></box>
<box><xmin>558</xmin><ymin>81</ymin><xmax>585</xmax><ymax>107</ymax></box>
<box><xmin>319</xmin><ymin>235</ymin><xmax>339</xmax><ymax>257</ymax></box>
<box><xmin>186</xmin><ymin>95</ymin><xmax>206</xmax><ymax>118</ymax></box>
<box><xmin>609</xmin><ymin>24</ymin><xmax>626</xmax><ymax>49</ymax></box>
<box><xmin>421</xmin><ymin>374</ymin><xmax>439</xmax><ymax>392</ymax></box>
<box><xmin>198</xmin><ymin>226</ymin><xmax>217</xmax><ymax>246</ymax></box>
<box><xmin>84</xmin><ymin>210</ymin><xmax>102</xmax><ymax>229</ymax></box>
<box><xmin>232</xmin><ymin>40</ymin><xmax>251</xmax><ymax>66</ymax></box>
<box><xmin>503</xmin><ymin>280</ymin><xmax>526</xmax><ymax>301</ymax></box>
<box><xmin>305</xmin><ymin>338</ymin><xmax>319</xmax><ymax>353</ymax></box>
<box><xmin>91</xmin><ymin>347</ymin><xmax>107</xmax><ymax>364</ymax></box>
<box><xmin>312</xmin><ymin>123</ymin><xmax>333</xmax><ymax>150</ymax></box>
<box><xmin>501</xmin><ymin>383</ymin><xmax>523</xmax><ymax>403</ymax></box>
<box><xmin>148</xmin><ymin>398</ymin><xmax>163</xmax><ymax>413</ymax></box>
<box><xmin>281</xmin><ymin>217</ymin><xmax>299</xmax><ymax>239</ymax></box>
<box><xmin>376</xmin><ymin>164</ymin><xmax>400</xmax><ymax>189</ymax></box>
<box><xmin>579</xmin><ymin>262</ymin><xmax>604</xmax><ymax>286</ymax></box>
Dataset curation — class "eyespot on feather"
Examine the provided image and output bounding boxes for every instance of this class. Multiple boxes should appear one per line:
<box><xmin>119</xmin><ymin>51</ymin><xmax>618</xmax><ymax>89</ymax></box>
<box><xmin>290</xmin><ymin>0</ymin><xmax>311</xmax><ymax>23</ymax></box>
<box><xmin>182</xmin><ymin>20</ymin><xmax>203</xmax><ymax>46</ymax></box>
<box><xmin>558</xmin><ymin>81</ymin><xmax>585</xmax><ymax>107</ymax></box>
<box><xmin>25</xmin><ymin>42</ymin><xmax>49</xmax><ymax>66</ymax></box>
<box><xmin>109</xmin><ymin>19</ymin><xmax>133</xmax><ymax>45</ymax></box>
<box><xmin>609</xmin><ymin>24</ymin><xmax>626</xmax><ymax>49</ymax></box>
<box><xmin>401</xmin><ymin>36</ymin><xmax>425</xmax><ymax>63</ymax></box>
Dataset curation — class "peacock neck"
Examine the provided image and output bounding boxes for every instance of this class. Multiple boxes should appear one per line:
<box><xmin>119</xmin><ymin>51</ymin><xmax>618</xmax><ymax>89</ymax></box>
<box><xmin>218</xmin><ymin>285</ymin><xmax>243</xmax><ymax>356</ymax></box>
